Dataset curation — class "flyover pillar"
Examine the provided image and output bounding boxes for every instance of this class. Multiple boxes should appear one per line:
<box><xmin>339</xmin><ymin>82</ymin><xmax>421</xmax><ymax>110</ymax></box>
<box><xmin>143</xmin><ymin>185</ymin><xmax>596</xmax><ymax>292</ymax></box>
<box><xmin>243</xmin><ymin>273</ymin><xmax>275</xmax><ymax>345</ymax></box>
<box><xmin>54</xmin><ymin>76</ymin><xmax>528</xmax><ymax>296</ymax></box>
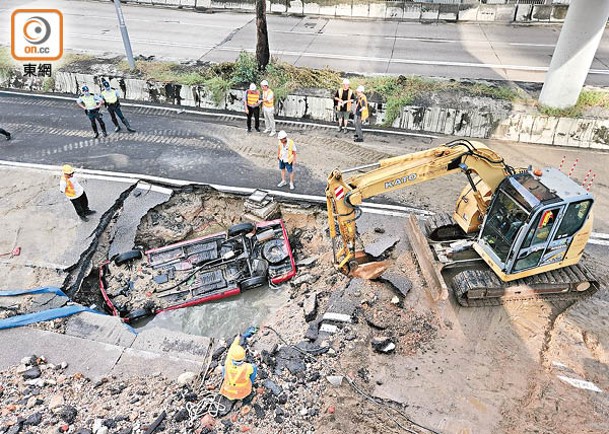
<box><xmin>539</xmin><ymin>0</ymin><xmax>609</xmax><ymax>109</ymax></box>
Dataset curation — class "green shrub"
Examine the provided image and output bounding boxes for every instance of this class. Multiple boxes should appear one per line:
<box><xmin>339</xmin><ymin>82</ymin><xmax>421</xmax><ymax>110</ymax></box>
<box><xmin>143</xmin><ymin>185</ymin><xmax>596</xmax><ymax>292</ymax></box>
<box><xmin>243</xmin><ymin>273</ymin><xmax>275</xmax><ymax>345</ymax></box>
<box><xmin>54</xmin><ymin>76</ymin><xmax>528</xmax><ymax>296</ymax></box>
<box><xmin>232</xmin><ymin>51</ymin><xmax>259</xmax><ymax>85</ymax></box>
<box><xmin>204</xmin><ymin>76</ymin><xmax>232</xmax><ymax>106</ymax></box>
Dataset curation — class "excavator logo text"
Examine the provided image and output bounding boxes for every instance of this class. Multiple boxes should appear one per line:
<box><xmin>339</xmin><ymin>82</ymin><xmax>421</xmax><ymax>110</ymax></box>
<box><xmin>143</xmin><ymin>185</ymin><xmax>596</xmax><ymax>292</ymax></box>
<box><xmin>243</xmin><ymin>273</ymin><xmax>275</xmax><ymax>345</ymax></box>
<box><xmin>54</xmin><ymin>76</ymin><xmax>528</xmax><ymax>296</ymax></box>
<box><xmin>384</xmin><ymin>173</ymin><xmax>417</xmax><ymax>189</ymax></box>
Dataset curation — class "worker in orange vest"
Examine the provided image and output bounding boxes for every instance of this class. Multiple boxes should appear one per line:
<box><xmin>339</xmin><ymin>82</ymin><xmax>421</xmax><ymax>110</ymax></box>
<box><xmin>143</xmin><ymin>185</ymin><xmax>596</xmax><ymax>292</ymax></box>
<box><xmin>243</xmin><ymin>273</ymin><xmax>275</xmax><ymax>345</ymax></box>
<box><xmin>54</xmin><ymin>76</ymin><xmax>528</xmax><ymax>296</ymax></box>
<box><xmin>260</xmin><ymin>80</ymin><xmax>276</xmax><ymax>137</ymax></box>
<box><xmin>353</xmin><ymin>85</ymin><xmax>369</xmax><ymax>143</ymax></box>
<box><xmin>59</xmin><ymin>164</ymin><xmax>96</xmax><ymax>222</ymax></box>
<box><xmin>244</xmin><ymin>83</ymin><xmax>261</xmax><ymax>133</ymax></box>
<box><xmin>219</xmin><ymin>333</ymin><xmax>258</xmax><ymax>401</ymax></box>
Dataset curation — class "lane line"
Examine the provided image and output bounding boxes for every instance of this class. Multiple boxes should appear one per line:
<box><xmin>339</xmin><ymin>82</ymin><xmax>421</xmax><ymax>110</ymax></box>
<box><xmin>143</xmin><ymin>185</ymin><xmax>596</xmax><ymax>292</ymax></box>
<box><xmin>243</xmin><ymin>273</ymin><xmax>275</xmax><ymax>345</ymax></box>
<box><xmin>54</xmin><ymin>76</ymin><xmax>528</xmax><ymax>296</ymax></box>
<box><xmin>0</xmin><ymin>160</ymin><xmax>434</xmax><ymax>217</ymax></box>
<box><xmin>0</xmin><ymin>90</ymin><xmax>439</xmax><ymax>139</ymax></box>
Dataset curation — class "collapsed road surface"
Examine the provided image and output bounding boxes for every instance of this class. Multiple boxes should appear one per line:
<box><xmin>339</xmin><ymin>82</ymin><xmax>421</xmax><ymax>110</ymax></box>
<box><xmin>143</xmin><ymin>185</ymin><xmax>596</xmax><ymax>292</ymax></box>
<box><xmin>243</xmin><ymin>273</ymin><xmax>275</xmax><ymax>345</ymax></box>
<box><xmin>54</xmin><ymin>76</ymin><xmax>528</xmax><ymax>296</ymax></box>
<box><xmin>1</xmin><ymin>164</ymin><xmax>609</xmax><ymax>433</ymax></box>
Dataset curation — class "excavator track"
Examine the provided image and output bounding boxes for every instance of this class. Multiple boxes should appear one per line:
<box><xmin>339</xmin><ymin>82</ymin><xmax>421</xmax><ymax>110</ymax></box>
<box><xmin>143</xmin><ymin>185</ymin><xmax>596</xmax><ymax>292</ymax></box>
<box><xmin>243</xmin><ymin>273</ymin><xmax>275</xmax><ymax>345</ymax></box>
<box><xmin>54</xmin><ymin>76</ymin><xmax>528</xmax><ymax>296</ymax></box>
<box><xmin>451</xmin><ymin>264</ymin><xmax>599</xmax><ymax>307</ymax></box>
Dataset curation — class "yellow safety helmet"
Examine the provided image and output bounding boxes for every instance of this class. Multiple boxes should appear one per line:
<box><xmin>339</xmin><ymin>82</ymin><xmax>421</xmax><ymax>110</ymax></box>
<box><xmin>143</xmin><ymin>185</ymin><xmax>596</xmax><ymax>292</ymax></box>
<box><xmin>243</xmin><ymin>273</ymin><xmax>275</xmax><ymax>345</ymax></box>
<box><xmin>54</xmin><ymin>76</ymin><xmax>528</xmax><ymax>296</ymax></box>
<box><xmin>230</xmin><ymin>345</ymin><xmax>246</xmax><ymax>362</ymax></box>
<box><xmin>62</xmin><ymin>164</ymin><xmax>74</xmax><ymax>174</ymax></box>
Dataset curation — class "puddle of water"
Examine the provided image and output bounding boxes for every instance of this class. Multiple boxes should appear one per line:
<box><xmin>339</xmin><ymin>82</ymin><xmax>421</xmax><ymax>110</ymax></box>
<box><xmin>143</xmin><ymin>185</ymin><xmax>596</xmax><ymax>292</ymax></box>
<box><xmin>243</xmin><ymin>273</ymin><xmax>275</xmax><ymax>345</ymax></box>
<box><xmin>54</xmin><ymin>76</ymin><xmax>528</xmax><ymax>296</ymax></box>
<box><xmin>134</xmin><ymin>284</ymin><xmax>290</xmax><ymax>339</ymax></box>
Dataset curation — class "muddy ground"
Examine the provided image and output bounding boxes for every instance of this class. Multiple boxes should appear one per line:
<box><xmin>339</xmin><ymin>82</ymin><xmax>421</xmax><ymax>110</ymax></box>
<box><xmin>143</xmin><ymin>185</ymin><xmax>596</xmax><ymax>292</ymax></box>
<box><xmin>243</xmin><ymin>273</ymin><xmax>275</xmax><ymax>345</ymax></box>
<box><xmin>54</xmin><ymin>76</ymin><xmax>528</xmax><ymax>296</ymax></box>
<box><xmin>3</xmin><ymin>185</ymin><xmax>609</xmax><ymax>434</ymax></box>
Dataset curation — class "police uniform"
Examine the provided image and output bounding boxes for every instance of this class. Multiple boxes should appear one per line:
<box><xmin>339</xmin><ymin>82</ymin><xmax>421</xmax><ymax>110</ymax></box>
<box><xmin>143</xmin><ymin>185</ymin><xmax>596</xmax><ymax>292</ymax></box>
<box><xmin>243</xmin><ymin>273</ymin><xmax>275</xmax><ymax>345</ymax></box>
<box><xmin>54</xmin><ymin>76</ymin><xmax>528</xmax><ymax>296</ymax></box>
<box><xmin>76</xmin><ymin>89</ymin><xmax>107</xmax><ymax>138</ymax></box>
<box><xmin>101</xmin><ymin>82</ymin><xmax>135</xmax><ymax>132</ymax></box>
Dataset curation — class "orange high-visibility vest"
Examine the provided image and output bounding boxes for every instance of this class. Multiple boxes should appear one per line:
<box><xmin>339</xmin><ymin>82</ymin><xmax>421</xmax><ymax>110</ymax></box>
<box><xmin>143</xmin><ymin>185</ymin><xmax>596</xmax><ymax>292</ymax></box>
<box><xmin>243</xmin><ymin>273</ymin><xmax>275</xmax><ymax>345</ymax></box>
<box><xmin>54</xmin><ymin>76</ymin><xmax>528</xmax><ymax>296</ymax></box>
<box><xmin>219</xmin><ymin>363</ymin><xmax>254</xmax><ymax>400</ymax></box>
<box><xmin>338</xmin><ymin>88</ymin><xmax>353</xmax><ymax>111</ymax></box>
<box><xmin>64</xmin><ymin>176</ymin><xmax>76</xmax><ymax>198</ymax></box>
<box><xmin>262</xmin><ymin>89</ymin><xmax>274</xmax><ymax>109</ymax></box>
<box><xmin>278</xmin><ymin>138</ymin><xmax>295</xmax><ymax>164</ymax></box>
<box><xmin>246</xmin><ymin>90</ymin><xmax>260</xmax><ymax>107</ymax></box>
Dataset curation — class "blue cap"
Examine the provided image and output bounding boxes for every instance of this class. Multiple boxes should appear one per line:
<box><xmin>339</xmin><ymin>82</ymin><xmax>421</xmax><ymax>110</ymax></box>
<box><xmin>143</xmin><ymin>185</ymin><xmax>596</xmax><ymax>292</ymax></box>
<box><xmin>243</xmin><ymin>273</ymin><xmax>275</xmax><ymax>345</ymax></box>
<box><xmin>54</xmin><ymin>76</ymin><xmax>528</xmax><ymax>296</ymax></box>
<box><xmin>81</xmin><ymin>85</ymin><xmax>89</xmax><ymax>92</ymax></box>
<box><xmin>101</xmin><ymin>80</ymin><xmax>110</xmax><ymax>88</ymax></box>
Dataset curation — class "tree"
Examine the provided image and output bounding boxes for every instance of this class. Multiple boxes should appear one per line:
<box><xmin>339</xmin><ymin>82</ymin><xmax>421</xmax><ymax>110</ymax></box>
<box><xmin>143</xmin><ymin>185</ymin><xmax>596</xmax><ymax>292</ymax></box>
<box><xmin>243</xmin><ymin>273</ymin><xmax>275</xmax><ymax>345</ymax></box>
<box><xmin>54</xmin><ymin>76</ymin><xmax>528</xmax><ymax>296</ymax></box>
<box><xmin>256</xmin><ymin>0</ymin><xmax>270</xmax><ymax>70</ymax></box>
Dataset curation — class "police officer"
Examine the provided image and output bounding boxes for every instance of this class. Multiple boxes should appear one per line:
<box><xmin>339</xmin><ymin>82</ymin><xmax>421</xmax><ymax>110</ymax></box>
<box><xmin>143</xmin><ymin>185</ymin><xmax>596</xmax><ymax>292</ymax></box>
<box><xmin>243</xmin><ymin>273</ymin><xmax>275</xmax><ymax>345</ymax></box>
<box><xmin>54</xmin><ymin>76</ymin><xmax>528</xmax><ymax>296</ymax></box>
<box><xmin>100</xmin><ymin>80</ymin><xmax>135</xmax><ymax>133</ymax></box>
<box><xmin>76</xmin><ymin>85</ymin><xmax>107</xmax><ymax>138</ymax></box>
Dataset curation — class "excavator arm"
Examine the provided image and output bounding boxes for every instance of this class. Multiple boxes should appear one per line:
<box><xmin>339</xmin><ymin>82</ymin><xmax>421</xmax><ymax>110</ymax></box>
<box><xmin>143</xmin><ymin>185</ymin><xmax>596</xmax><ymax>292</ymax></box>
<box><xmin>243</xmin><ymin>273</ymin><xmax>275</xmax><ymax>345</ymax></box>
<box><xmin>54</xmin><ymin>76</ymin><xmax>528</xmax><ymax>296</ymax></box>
<box><xmin>326</xmin><ymin>140</ymin><xmax>515</xmax><ymax>274</ymax></box>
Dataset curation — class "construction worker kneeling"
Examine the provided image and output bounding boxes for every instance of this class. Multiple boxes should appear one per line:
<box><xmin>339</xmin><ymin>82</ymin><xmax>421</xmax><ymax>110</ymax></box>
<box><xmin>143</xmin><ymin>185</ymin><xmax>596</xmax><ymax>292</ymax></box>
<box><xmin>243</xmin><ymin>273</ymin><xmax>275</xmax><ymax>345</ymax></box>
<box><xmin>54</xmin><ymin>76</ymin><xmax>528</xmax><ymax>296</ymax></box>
<box><xmin>219</xmin><ymin>336</ymin><xmax>258</xmax><ymax>401</ymax></box>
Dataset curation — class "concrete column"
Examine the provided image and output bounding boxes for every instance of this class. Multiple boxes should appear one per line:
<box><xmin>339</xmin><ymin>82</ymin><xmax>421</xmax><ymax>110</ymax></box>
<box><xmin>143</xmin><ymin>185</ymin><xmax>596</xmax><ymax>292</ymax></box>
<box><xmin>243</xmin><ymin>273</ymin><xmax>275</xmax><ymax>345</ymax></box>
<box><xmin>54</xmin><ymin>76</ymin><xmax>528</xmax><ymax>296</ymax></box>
<box><xmin>539</xmin><ymin>0</ymin><xmax>609</xmax><ymax>109</ymax></box>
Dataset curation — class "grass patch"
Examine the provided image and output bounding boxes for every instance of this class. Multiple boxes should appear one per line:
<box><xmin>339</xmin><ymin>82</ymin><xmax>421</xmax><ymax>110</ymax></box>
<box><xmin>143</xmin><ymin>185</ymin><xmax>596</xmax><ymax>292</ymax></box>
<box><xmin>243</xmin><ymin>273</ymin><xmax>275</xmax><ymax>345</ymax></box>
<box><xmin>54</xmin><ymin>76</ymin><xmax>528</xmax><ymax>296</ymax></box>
<box><xmin>539</xmin><ymin>90</ymin><xmax>609</xmax><ymax>118</ymax></box>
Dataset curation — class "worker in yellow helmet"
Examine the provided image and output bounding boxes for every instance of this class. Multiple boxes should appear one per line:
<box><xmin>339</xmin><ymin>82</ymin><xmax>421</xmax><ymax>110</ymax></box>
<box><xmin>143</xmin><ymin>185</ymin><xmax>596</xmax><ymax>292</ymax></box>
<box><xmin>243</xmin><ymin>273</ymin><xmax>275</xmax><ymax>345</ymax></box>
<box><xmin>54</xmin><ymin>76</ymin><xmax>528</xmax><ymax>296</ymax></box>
<box><xmin>59</xmin><ymin>164</ymin><xmax>96</xmax><ymax>222</ymax></box>
<box><xmin>219</xmin><ymin>328</ymin><xmax>258</xmax><ymax>401</ymax></box>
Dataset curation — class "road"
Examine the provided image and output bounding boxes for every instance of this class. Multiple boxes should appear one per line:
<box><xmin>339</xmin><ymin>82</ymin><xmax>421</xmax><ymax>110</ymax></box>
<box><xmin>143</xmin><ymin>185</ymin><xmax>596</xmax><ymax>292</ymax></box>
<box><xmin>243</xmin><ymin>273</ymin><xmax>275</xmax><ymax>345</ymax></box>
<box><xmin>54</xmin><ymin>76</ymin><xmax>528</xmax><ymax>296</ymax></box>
<box><xmin>2</xmin><ymin>91</ymin><xmax>609</xmax><ymax>237</ymax></box>
<box><xmin>1</xmin><ymin>0</ymin><xmax>609</xmax><ymax>84</ymax></box>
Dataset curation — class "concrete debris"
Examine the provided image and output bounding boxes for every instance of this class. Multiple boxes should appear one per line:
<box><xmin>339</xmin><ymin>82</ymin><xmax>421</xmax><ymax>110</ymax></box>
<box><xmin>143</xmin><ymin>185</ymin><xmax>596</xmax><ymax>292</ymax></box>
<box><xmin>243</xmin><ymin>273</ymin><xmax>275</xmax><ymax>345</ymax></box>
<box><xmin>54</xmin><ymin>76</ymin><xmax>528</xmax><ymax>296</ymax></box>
<box><xmin>296</xmin><ymin>256</ymin><xmax>319</xmax><ymax>267</ymax></box>
<box><xmin>320</xmin><ymin>323</ymin><xmax>338</xmax><ymax>334</ymax></box>
<box><xmin>371</xmin><ymin>337</ymin><xmax>396</xmax><ymax>354</ymax></box>
<box><xmin>292</xmin><ymin>273</ymin><xmax>318</xmax><ymax>286</ymax></box>
<box><xmin>176</xmin><ymin>371</ymin><xmax>197</xmax><ymax>385</ymax></box>
<box><xmin>326</xmin><ymin>375</ymin><xmax>344</xmax><ymax>387</ymax></box>
<box><xmin>303</xmin><ymin>294</ymin><xmax>318</xmax><ymax>322</ymax></box>
<box><xmin>380</xmin><ymin>271</ymin><xmax>413</xmax><ymax>297</ymax></box>
<box><xmin>322</xmin><ymin>312</ymin><xmax>352</xmax><ymax>324</ymax></box>
<box><xmin>363</xmin><ymin>235</ymin><xmax>400</xmax><ymax>258</ymax></box>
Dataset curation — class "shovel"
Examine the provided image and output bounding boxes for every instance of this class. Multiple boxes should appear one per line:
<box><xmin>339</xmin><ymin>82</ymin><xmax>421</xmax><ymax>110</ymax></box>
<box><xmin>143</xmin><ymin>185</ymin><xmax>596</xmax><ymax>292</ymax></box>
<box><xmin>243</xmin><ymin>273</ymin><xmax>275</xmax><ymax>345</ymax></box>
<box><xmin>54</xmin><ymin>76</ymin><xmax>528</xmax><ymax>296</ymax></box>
<box><xmin>0</xmin><ymin>247</ymin><xmax>21</xmax><ymax>258</ymax></box>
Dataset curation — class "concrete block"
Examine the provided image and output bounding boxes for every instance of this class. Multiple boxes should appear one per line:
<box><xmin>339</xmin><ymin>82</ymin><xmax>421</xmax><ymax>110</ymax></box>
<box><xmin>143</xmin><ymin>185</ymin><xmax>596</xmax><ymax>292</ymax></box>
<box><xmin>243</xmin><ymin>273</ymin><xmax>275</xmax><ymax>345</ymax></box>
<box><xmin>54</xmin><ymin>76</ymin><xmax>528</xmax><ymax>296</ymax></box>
<box><xmin>458</xmin><ymin>5</ymin><xmax>479</xmax><ymax>22</ymax></box>
<box><xmin>180</xmin><ymin>0</ymin><xmax>196</xmax><ymax>7</ymax></box>
<box><xmin>226</xmin><ymin>89</ymin><xmax>246</xmax><ymax>112</ymax></box>
<box><xmin>495</xmin><ymin>6</ymin><xmax>516</xmax><ymax>22</ymax></box>
<box><xmin>420</xmin><ymin>4</ymin><xmax>439</xmax><ymax>21</ymax></box>
<box><xmin>335</xmin><ymin>3</ymin><xmax>352</xmax><ymax>17</ymax></box>
<box><xmin>270</xmin><ymin>2</ymin><xmax>287</xmax><ymax>13</ymax></box>
<box><xmin>352</xmin><ymin>4</ymin><xmax>370</xmax><ymax>18</ymax></box>
<box><xmin>319</xmin><ymin>5</ymin><xmax>336</xmax><ymax>16</ymax></box>
<box><xmin>444</xmin><ymin>108</ymin><xmax>456</xmax><ymax>135</ymax></box>
<box><xmin>553</xmin><ymin>118</ymin><xmax>578</xmax><ymax>147</ymax></box>
<box><xmin>531</xmin><ymin>5</ymin><xmax>552</xmax><ymax>22</ymax></box>
<box><xmin>438</xmin><ymin>4</ymin><xmax>458</xmax><ymax>22</ymax></box>
<box><xmin>567</xmin><ymin>120</ymin><xmax>595</xmax><ymax>149</ymax></box>
<box><xmin>65</xmin><ymin>312</ymin><xmax>136</xmax><ymax>348</ymax></box>
<box><xmin>369</xmin><ymin>3</ymin><xmax>386</xmax><ymax>19</ymax></box>
<box><xmin>287</xmin><ymin>0</ymin><xmax>303</xmax><ymax>14</ymax></box>
<box><xmin>196</xmin><ymin>0</ymin><xmax>212</xmax><ymax>8</ymax></box>
<box><xmin>303</xmin><ymin>2</ymin><xmax>320</xmax><ymax>15</ymax></box>
<box><xmin>477</xmin><ymin>5</ymin><xmax>497</xmax><ymax>22</ymax></box>
<box><xmin>518</xmin><ymin>114</ymin><xmax>536</xmax><ymax>143</ymax></box>
<box><xmin>514</xmin><ymin>4</ymin><xmax>532</xmax><ymax>22</ymax></box>
<box><xmin>493</xmin><ymin>113</ymin><xmax>521</xmax><ymax>142</ymax></box>
<box><xmin>530</xmin><ymin>116</ymin><xmax>559</xmax><ymax>145</ymax></box>
<box><xmin>550</xmin><ymin>5</ymin><xmax>569</xmax><ymax>22</ymax></box>
<box><xmin>403</xmin><ymin>4</ymin><xmax>421</xmax><ymax>20</ymax></box>
<box><xmin>277</xmin><ymin>94</ymin><xmax>307</xmax><ymax>119</ymax></box>
<box><xmin>165</xmin><ymin>0</ymin><xmax>180</xmax><ymax>6</ymax></box>
<box><xmin>132</xmin><ymin>327</ymin><xmax>212</xmax><ymax>362</ymax></box>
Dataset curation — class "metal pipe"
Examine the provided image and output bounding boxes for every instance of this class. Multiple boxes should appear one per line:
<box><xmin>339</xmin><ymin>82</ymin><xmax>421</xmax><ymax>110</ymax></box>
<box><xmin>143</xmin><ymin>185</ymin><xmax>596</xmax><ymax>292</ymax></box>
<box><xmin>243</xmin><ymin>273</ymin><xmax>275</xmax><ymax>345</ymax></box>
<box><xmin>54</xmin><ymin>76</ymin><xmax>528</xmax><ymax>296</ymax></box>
<box><xmin>341</xmin><ymin>162</ymin><xmax>381</xmax><ymax>174</ymax></box>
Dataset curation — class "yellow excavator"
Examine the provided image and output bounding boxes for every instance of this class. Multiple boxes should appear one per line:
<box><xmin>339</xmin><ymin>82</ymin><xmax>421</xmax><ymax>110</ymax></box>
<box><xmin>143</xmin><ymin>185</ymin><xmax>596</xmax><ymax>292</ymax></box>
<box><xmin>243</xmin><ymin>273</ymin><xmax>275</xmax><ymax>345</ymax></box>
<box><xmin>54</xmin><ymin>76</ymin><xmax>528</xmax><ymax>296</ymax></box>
<box><xmin>326</xmin><ymin>139</ymin><xmax>598</xmax><ymax>306</ymax></box>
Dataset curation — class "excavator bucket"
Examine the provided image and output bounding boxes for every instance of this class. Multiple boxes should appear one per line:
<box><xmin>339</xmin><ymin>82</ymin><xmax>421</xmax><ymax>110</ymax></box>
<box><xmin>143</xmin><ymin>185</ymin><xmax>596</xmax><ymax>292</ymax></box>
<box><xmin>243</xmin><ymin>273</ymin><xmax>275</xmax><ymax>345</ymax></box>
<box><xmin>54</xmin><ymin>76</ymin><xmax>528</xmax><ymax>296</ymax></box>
<box><xmin>405</xmin><ymin>215</ymin><xmax>449</xmax><ymax>302</ymax></box>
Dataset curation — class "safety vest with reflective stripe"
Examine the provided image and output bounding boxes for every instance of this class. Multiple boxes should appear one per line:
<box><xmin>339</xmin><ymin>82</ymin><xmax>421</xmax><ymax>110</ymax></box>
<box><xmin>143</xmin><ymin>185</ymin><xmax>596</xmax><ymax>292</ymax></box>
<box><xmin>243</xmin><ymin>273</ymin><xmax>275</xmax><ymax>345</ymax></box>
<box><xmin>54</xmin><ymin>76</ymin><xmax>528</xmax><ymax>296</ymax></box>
<box><xmin>338</xmin><ymin>88</ymin><xmax>353</xmax><ymax>112</ymax></box>
<box><xmin>246</xmin><ymin>90</ymin><xmax>260</xmax><ymax>107</ymax></box>
<box><xmin>219</xmin><ymin>362</ymin><xmax>254</xmax><ymax>400</ymax></box>
<box><xmin>278</xmin><ymin>138</ymin><xmax>295</xmax><ymax>164</ymax></box>
<box><xmin>64</xmin><ymin>176</ymin><xmax>76</xmax><ymax>198</ymax></box>
<box><xmin>358</xmin><ymin>94</ymin><xmax>369</xmax><ymax>121</ymax></box>
<box><xmin>80</xmin><ymin>94</ymin><xmax>98</xmax><ymax>110</ymax></box>
<box><xmin>101</xmin><ymin>89</ymin><xmax>118</xmax><ymax>104</ymax></box>
<box><xmin>262</xmin><ymin>89</ymin><xmax>274</xmax><ymax>109</ymax></box>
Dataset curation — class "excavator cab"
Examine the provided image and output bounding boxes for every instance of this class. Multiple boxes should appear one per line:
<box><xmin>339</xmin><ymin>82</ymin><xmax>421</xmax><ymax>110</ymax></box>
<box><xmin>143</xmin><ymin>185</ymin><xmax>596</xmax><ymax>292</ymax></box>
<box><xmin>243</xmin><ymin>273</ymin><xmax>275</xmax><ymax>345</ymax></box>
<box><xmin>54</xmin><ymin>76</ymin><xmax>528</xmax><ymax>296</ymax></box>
<box><xmin>475</xmin><ymin>167</ymin><xmax>594</xmax><ymax>281</ymax></box>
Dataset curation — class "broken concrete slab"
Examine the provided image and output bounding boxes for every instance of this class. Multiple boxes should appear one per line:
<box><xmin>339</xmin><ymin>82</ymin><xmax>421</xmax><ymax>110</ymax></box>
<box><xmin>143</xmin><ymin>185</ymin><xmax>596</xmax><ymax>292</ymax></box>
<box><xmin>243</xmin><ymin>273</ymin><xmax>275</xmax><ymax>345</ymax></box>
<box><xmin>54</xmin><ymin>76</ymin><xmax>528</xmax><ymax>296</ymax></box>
<box><xmin>363</xmin><ymin>235</ymin><xmax>400</xmax><ymax>259</ymax></box>
<box><xmin>379</xmin><ymin>271</ymin><xmax>413</xmax><ymax>297</ymax></box>
<box><xmin>295</xmin><ymin>256</ymin><xmax>319</xmax><ymax>268</ymax></box>
<box><xmin>108</xmin><ymin>183</ymin><xmax>173</xmax><ymax>259</ymax></box>
<box><xmin>64</xmin><ymin>311</ymin><xmax>137</xmax><ymax>348</ymax></box>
